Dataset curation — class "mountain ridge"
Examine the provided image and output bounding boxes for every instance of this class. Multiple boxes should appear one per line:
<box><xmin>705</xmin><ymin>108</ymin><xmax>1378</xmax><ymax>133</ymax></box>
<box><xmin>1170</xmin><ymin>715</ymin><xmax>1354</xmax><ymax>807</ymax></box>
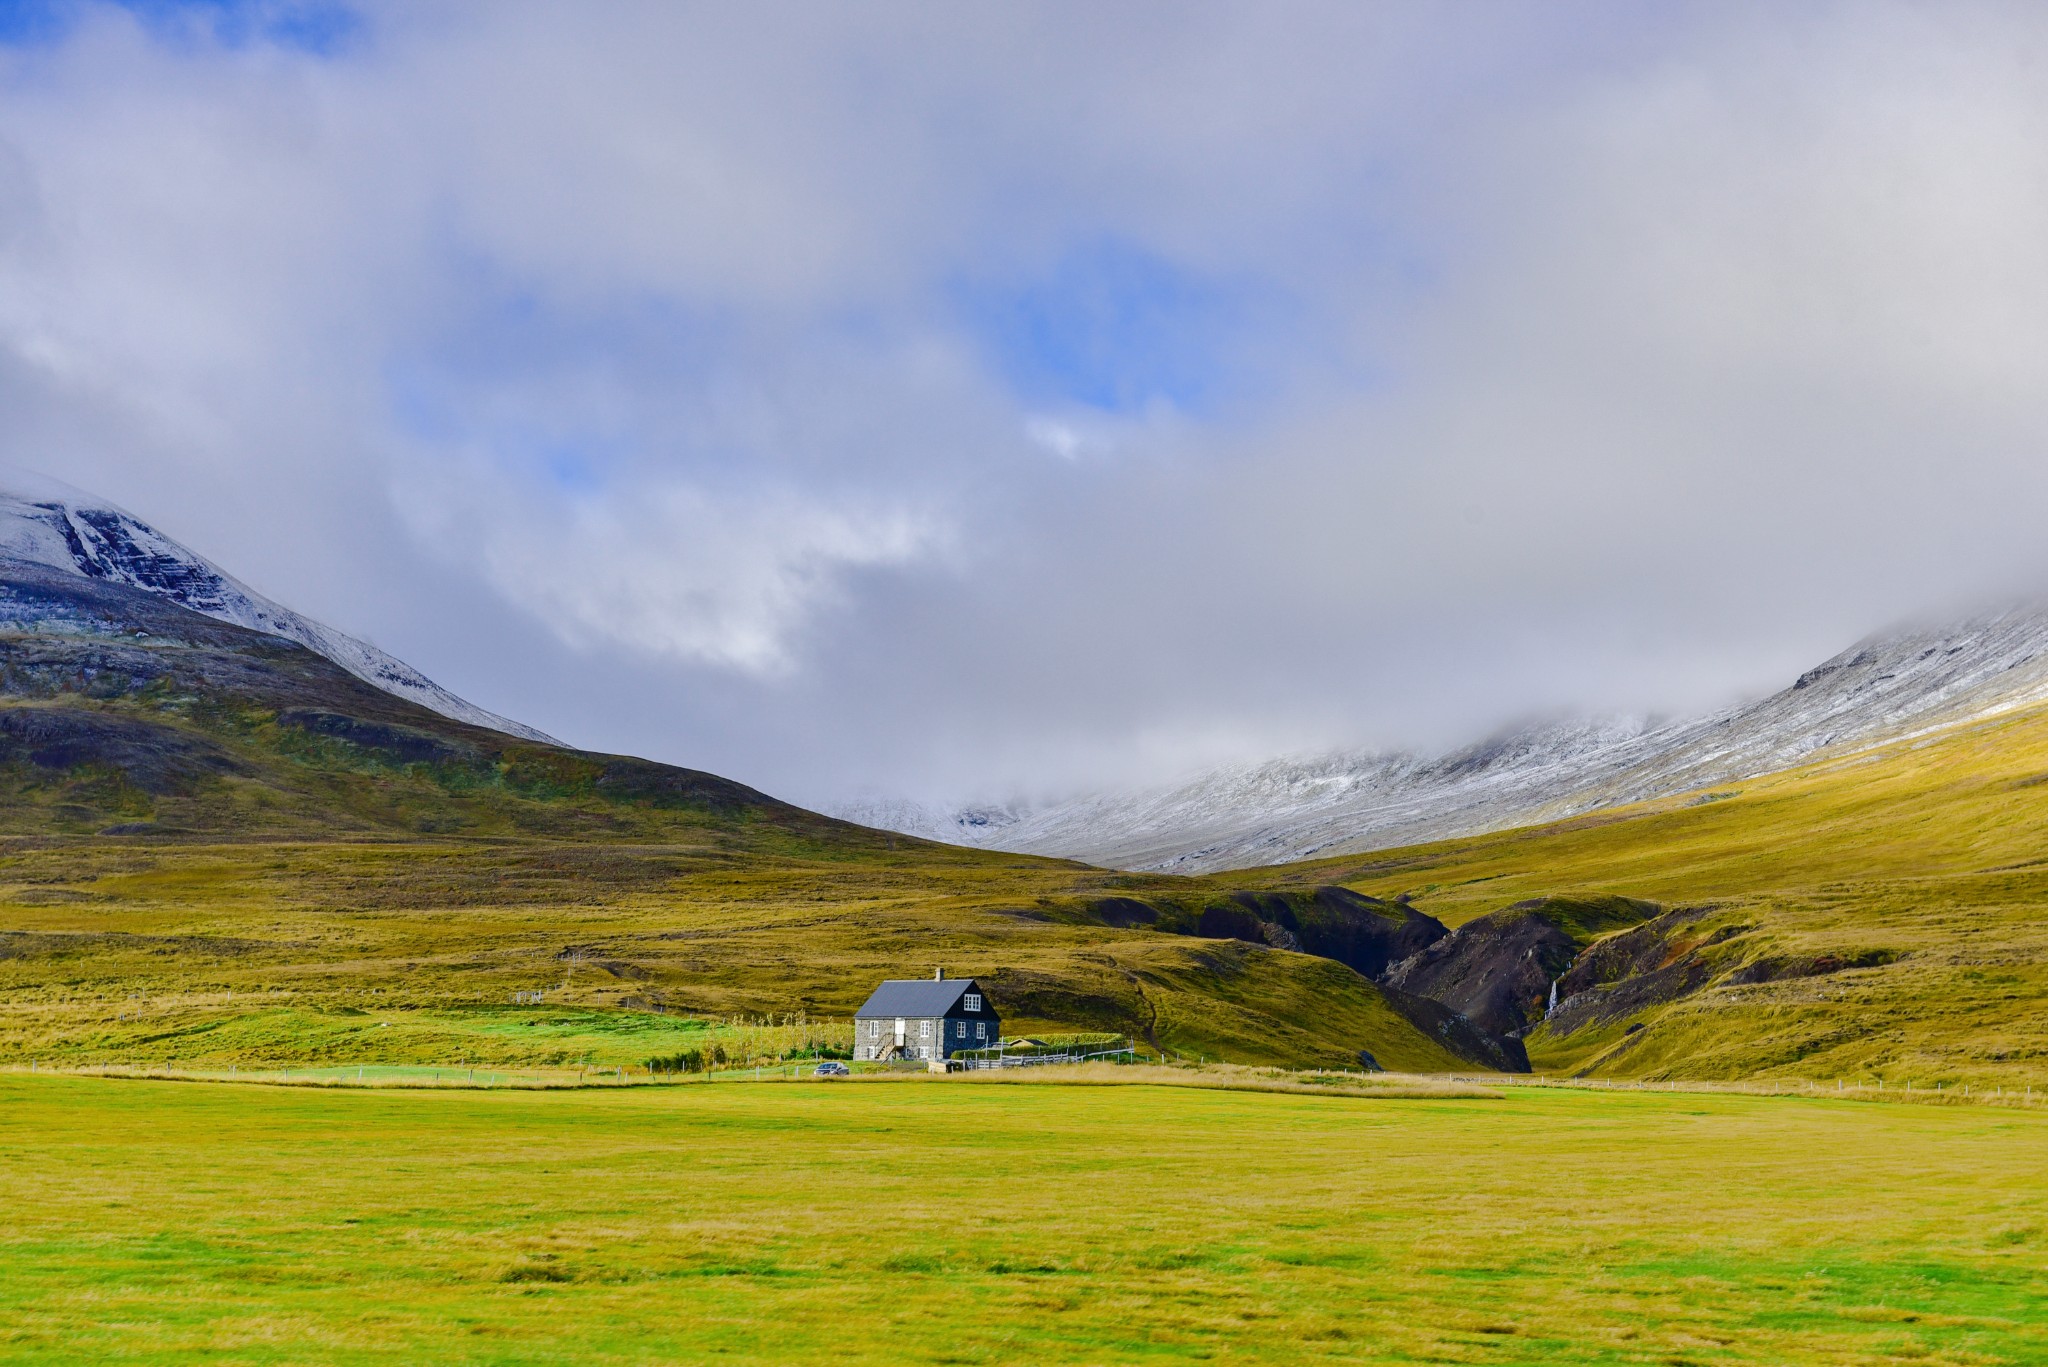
<box><xmin>843</xmin><ymin>602</ymin><xmax>2048</xmax><ymax>871</ymax></box>
<box><xmin>0</xmin><ymin>469</ymin><xmax>556</xmax><ymax>746</ymax></box>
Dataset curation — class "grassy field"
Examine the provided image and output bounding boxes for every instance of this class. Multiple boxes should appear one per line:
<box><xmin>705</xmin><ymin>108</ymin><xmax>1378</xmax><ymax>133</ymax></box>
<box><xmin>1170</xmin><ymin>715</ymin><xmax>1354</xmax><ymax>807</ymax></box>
<box><xmin>1245</xmin><ymin>698</ymin><xmax>2048</xmax><ymax>1088</ymax></box>
<box><xmin>0</xmin><ymin>839</ymin><xmax>1470</xmax><ymax>1073</ymax></box>
<box><xmin>1</xmin><ymin>1072</ymin><xmax>2043</xmax><ymax>1365</ymax></box>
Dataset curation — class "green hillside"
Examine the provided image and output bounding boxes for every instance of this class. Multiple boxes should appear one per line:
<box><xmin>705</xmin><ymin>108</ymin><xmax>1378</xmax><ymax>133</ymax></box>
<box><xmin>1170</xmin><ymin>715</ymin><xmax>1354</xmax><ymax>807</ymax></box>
<box><xmin>0</xmin><ymin>569</ymin><xmax>1472</xmax><ymax>1074</ymax></box>
<box><xmin>1252</xmin><ymin>696</ymin><xmax>2048</xmax><ymax>1086</ymax></box>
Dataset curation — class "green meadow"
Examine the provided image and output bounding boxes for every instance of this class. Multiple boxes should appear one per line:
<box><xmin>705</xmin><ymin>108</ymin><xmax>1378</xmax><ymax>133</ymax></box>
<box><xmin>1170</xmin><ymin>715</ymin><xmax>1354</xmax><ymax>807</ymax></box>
<box><xmin>2</xmin><ymin>1072</ymin><xmax>2043</xmax><ymax>1366</ymax></box>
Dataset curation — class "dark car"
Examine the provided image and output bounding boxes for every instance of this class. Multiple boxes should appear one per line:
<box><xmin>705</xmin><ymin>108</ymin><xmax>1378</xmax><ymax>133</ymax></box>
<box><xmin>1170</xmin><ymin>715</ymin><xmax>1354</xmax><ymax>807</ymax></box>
<box><xmin>812</xmin><ymin>1060</ymin><xmax>850</xmax><ymax>1077</ymax></box>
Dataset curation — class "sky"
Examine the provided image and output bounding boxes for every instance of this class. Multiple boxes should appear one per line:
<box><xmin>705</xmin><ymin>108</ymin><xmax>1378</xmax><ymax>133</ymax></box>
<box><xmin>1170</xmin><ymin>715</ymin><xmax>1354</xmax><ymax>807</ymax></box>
<box><xmin>6</xmin><ymin>0</ymin><xmax>2048</xmax><ymax>808</ymax></box>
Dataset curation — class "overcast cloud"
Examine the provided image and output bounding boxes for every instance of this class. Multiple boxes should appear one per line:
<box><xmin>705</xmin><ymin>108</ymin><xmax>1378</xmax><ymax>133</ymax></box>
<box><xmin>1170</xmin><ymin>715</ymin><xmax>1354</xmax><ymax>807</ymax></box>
<box><xmin>5</xmin><ymin>0</ymin><xmax>2048</xmax><ymax>806</ymax></box>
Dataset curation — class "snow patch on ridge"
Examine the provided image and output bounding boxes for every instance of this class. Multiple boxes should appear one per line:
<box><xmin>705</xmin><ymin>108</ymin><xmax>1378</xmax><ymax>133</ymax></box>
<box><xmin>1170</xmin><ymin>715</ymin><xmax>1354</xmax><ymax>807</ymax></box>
<box><xmin>0</xmin><ymin>470</ymin><xmax>558</xmax><ymax>745</ymax></box>
<box><xmin>830</xmin><ymin>793</ymin><xmax>1031</xmax><ymax>844</ymax></box>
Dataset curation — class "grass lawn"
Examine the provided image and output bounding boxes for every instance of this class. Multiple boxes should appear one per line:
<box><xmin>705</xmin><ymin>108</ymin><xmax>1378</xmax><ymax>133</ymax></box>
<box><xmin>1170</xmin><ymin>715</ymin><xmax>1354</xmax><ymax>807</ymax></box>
<box><xmin>1</xmin><ymin>1074</ymin><xmax>2043</xmax><ymax>1364</ymax></box>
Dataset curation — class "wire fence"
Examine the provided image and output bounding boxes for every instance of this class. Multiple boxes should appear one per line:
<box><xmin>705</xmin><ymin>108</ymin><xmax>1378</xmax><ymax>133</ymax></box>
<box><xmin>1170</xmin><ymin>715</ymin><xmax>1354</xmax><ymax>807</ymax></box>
<box><xmin>951</xmin><ymin>1045</ymin><xmax>1142</xmax><ymax>1071</ymax></box>
<box><xmin>1436</xmin><ymin>1071</ymin><xmax>2045</xmax><ymax>1108</ymax></box>
<box><xmin>4</xmin><ymin>1058</ymin><xmax>2040</xmax><ymax>1105</ymax></box>
<box><xmin>8</xmin><ymin>1061</ymin><xmax>669</xmax><ymax>1088</ymax></box>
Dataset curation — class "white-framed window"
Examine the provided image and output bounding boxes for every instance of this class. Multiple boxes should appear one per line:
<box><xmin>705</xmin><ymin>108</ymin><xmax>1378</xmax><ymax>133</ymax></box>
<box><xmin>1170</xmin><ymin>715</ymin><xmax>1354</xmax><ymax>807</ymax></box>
<box><xmin>964</xmin><ymin>993</ymin><xmax>982</xmax><ymax>1012</ymax></box>
<box><xmin>920</xmin><ymin>1019</ymin><xmax>932</xmax><ymax>1039</ymax></box>
<box><xmin>975</xmin><ymin>1021</ymin><xmax>987</xmax><ymax>1041</ymax></box>
<box><xmin>867</xmin><ymin>1020</ymin><xmax>879</xmax><ymax>1040</ymax></box>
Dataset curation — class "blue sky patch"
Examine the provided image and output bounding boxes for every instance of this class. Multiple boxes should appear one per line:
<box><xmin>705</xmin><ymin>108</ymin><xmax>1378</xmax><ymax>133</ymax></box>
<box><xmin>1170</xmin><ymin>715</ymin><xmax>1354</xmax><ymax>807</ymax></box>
<box><xmin>383</xmin><ymin>256</ymin><xmax>747</xmax><ymax>497</ymax></box>
<box><xmin>954</xmin><ymin>238</ymin><xmax>1273</xmax><ymax>417</ymax></box>
<box><xmin>0</xmin><ymin>0</ymin><xmax>362</xmax><ymax>55</ymax></box>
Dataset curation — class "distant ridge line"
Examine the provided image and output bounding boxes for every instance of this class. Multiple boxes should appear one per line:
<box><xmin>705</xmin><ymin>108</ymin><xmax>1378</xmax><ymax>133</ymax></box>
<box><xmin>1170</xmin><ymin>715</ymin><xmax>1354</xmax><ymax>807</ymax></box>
<box><xmin>843</xmin><ymin>602</ymin><xmax>2048</xmax><ymax>872</ymax></box>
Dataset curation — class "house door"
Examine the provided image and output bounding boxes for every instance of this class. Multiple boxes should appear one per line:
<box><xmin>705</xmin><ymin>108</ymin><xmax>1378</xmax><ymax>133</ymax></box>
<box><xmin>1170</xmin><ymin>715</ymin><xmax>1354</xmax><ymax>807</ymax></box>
<box><xmin>894</xmin><ymin>1018</ymin><xmax>905</xmax><ymax>1051</ymax></box>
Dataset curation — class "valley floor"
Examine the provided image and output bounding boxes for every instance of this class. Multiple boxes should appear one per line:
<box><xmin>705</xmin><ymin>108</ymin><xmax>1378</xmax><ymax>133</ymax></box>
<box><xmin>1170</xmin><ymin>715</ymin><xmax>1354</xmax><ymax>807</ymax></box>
<box><xmin>2</xmin><ymin>1074</ymin><xmax>2043</xmax><ymax>1365</ymax></box>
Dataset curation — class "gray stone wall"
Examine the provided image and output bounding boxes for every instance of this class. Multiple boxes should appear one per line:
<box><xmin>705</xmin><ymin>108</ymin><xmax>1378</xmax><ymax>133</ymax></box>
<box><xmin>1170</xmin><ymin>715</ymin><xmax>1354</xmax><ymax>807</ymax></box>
<box><xmin>854</xmin><ymin>1013</ymin><xmax>999</xmax><ymax>1060</ymax></box>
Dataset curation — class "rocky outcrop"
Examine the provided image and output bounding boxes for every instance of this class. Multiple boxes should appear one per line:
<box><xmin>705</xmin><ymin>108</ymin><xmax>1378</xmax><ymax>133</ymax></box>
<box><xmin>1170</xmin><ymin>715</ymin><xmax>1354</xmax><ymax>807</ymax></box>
<box><xmin>1081</xmin><ymin>885</ymin><xmax>1449</xmax><ymax>981</ymax></box>
<box><xmin>1540</xmin><ymin>907</ymin><xmax>1727</xmax><ymax>1037</ymax></box>
<box><xmin>0</xmin><ymin>706</ymin><xmax>244</xmax><ymax>795</ymax></box>
<box><xmin>1377</xmin><ymin>983</ymin><xmax>1529</xmax><ymax>1073</ymax></box>
<box><xmin>1383</xmin><ymin>905</ymin><xmax>1580</xmax><ymax>1039</ymax></box>
<box><xmin>1541</xmin><ymin>906</ymin><xmax>1901</xmax><ymax>1039</ymax></box>
<box><xmin>1381</xmin><ymin>894</ymin><xmax>1663</xmax><ymax>1041</ymax></box>
<box><xmin>1067</xmin><ymin>885</ymin><xmax>1556</xmax><ymax>1070</ymax></box>
<box><xmin>1200</xmin><ymin>887</ymin><xmax>1450</xmax><ymax>979</ymax></box>
<box><xmin>1721</xmin><ymin>948</ymin><xmax>1899</xmax><ymax>985</ymax></box>
<box><xmin>1061</xmin><ymin>885</ymin><xmax>1544</xmax><ymax>1070</ymax></box>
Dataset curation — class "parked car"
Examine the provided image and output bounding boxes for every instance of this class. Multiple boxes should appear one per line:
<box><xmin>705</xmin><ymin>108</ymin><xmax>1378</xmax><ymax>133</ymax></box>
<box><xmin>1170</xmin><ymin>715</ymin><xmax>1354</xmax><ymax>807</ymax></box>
<box><xmin>812</xmin><ymin>1060</ymin><xmax>850</xmax><ymax>1077</ymax></box>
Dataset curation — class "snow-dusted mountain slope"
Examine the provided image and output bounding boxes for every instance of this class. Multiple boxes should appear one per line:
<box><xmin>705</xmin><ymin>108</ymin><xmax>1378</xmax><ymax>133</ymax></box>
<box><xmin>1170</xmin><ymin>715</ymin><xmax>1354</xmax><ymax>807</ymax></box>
<box><xmin>827</xmin><ymin>794</ymin><xmax>1036</xmax><ymax>846</ymax></box>
<box><xmin>0</xmin><ymin>470</ymin><xmax>557</xmax><ymax>745</ymax></box>
<box><xmin>847</xmin><ymin>604</ymin><xmax>2048</xmax><ymax>873</ymax></box>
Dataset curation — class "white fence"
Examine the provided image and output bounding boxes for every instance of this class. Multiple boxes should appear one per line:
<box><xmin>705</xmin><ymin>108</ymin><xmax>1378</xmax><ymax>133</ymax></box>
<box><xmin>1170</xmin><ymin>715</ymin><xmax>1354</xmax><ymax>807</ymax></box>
<box><xmin>950</xmin><ymin>1044</ymin><xmax>1139</xmax><ymax>1071</ymax></box>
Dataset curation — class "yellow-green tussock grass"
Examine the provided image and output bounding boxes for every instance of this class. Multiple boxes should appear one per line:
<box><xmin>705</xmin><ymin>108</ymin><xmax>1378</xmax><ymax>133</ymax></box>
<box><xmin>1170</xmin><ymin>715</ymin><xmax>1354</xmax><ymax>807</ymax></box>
<box><xmin>1240</xmin><ymin>696</ymin><xmax>2048</xmax><ymax>1087</ymax></box>
<box><xmin>1</xmin><ymin>1073</ymin><xmax>2044</xmax><ymax>1364</ymax></box>
<box><xmin>0</xmin><ymin>839</ymin><xmax>1471</xmax><ymax>1073</ymax></box>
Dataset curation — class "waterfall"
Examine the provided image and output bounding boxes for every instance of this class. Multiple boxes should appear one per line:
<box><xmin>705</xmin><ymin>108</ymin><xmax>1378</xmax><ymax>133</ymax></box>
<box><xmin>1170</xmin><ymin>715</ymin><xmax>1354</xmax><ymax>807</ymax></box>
<box><xmin>1546</xmin><ymin>976</ymin><xmax>1560</xmax><ymax>1017</ymax></box>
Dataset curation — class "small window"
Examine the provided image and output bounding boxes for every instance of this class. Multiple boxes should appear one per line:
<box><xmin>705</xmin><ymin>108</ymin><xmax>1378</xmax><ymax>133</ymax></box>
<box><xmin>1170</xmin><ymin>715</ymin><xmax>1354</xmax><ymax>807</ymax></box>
<box><xmin>975</xmin><ymin>1021</ymin><xmax>987</xmax><ymax>1041</ymax></box>
<box><xmin>964</xmin><ymin>993</ymin><xmax>982</xmax><ymax>1012</ymax></box>
<box><xmin>867</xmin><ymin>1020</ymin><xmax>878</xmax><ymax>1040</ymax></box>
<box><xmin>920</xmin><ymin>1019</ymin><xmax>932</xmax><ymax>1039</ymax></box>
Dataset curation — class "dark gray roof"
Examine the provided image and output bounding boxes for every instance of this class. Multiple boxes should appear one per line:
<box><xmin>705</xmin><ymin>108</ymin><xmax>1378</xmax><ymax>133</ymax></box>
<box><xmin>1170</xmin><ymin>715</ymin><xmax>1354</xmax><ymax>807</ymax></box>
<box><xmin>855</xmin><ymin>978</ymin><xmax>988</xmax><ymax>1018</ymax></box>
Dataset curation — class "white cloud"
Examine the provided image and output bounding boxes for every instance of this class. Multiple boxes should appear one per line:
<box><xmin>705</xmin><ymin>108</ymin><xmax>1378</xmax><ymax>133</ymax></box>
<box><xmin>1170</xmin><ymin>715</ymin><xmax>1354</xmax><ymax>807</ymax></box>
<box><xmin>399</xmin><ymin>462</ymin><xmax>940</xmax><ymax>675</ymax></box>
<box><xmin>8</xmin><ymin>2</ymin><xmax>2048</xmax><ymax>804</ymax></box>
<box><xmin>1025</xmin><ymin>417</ymin><xmax>1122</xmax><ymax>463</ymax></box>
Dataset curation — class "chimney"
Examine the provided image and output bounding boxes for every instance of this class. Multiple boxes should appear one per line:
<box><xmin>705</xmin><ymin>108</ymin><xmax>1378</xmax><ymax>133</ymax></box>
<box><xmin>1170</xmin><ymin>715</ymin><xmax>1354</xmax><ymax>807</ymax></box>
<box><xmin>934</xmin><ymin>967</ymin><xmax>944</xmax><ymax>980</ymax></box>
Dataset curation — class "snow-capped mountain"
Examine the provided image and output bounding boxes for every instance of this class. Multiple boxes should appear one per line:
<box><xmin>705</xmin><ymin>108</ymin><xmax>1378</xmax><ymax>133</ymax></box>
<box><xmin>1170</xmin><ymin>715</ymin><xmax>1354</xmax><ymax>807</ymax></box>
<box><xmin>0</xmin><ymin>469</ymin><xmax>557</xmax><ymax>745</ymax></box>
<box><xmin>826</xmin><ymin>794</ymin><xmax>1032</xmax><ymax>845</ymax></box>
<box><xmin>847</xmin><ymin>603</ymin><xmax>2048</xmax><ymax>873</ymax></box>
